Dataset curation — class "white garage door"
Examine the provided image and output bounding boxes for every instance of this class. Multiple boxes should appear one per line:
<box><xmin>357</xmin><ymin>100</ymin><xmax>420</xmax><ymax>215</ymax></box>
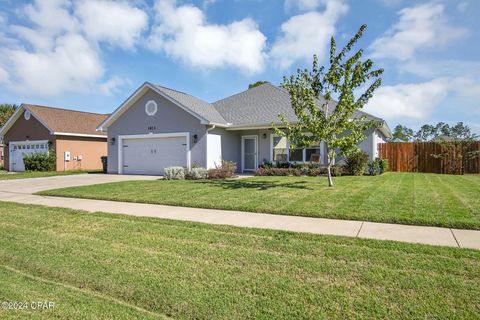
<box><xmin>122</xmin><ymin>136</ymin><xmax>188</xmax><ymax>175</ymax></box>
<box><xmin>10</xmin><ymin>141</ymin><xmax>49</xmax><ymax>172</ymax></box>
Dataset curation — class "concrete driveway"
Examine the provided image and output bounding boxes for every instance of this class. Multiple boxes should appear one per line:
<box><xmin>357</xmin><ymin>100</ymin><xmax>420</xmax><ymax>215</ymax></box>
<box><xmin>0</xmin><ymin>173</ymin><xmax>160</xmax><ymax>194</ymax></box>
<box><xmin>0</xmin><ymin>173</ymin><xmax>479</xmax><ymax>250</ymax></box>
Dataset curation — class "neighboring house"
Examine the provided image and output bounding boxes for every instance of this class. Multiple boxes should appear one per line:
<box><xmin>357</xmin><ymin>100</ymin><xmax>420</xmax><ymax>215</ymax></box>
<box><xmin>98</xmin><ymin>82</ymin><xmax>392</xmax><ymax>175</ymax></box>
<box><xmin>0</xmin><ymin>104</ymin><xmax>108</xmax><ymax>172</ymax></box>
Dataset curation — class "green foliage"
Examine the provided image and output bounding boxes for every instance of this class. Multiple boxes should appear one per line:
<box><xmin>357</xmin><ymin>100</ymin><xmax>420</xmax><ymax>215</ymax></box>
<box><xmin>273</xmin><ymin>24</ymin><xmax>383</xmax><ymax>186</ymax></box>
<box><xmin>164</xmin><ymin>167</ymin><xmax>185</xmax><ymax>180</ymax></box>
<box><xmin>208</xmin><ymin>161</ymin><xmax>237</xmax><ymax>179</ymax></box>
<box><xmin>368</xmin><ymin>158</ymin><xmax>389</xmax><ymax>176</ymax></box>
<box><xmin>392</xmin><ymin>124</ymin><xmax>413</xmax><ymax>141</ymax></box>
<box><xmin>0</xmin><ymin>104</ymin><xmax>18</xmax><ymax>128</ymax></box>
<box><xmin>257</xmin><ymin>162</ymin><xmax>343</xmax><ymax>176</ymax></box>
<box><xmin>0</xmin><ymin>164</ymin><xmax>4</xmax><ymax>171</ymax></box>
<box><xmin>186</xmin><ymin>167</ymin><xmax>208</xmax><ymax>180</ymax></box>
<box><xmin>23</xmin><ymin>151</ymin><xmax>56</xmax><ymax>171</ymax></box>
<box><xmin>413</xmin><ymin>122</ymin><xmax>476</xmax><ymax>142</ymax></box>
<box><xmin>379</xmin><ymin>158</ymin><xmax>388</xmax><ymax>173</ymax></box>
<box><xmin>248</xmin><ymin>81</ymin><xmax>269</xmax><ymax>89</ymax></box>
<box><xmin>344</xmin><ymin>150</ymin><xmax>369</xmax><ymax>176</ymax></box>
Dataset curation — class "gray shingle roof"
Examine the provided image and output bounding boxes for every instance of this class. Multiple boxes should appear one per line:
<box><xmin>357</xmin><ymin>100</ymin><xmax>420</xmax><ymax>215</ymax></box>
<box><xmin>153</xmin><ymin>84</ymin><xmax>228</xmax><ymax>125</ymax></box>
<box><xmin>212</xmin><ymin>83</ymin><xmax>382</xmax><ymax>126</ymax></box>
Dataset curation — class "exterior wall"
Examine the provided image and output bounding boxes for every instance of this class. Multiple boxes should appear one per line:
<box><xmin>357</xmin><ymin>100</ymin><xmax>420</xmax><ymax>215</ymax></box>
<box><xmin>0</xmin><ymin>144</ymin><xmax>4</xmax><ymax>167</ymax></box>
<box><xmin>357</xmin><ymin>127</ymin><xmax>376</xmax><ymax>160</ymax></box>
<box><xmin>373</xmin><ymin>129</ymin><xmax>387</xmax><ymax>158</ymax></box>
<box><xmin>210</xmin><ymin>128</ymin><xmax>275</xmax><ymax>172</ymax></box>
<box><xmin>55</xmin><ymin>136</ymin><xmax>107</xmax><ymax>171</ymax></box>
<box><xmin>107</xmin><ymin>89</ymin><xmax>207</xmax><ymax>173</ymax></box>
<box><xmin>3</xmin><ymin>110</ymin><xmax>55</xmax><ymax>171</ymax></box>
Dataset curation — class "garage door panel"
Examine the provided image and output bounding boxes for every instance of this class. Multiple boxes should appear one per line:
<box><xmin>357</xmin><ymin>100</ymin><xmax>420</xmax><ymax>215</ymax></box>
<box><xmin>122</xmin><ymin>136</ymin><xmax>187</xmax><ymax>175</ymax></box>
<box><xmin>10</xmin><ymin>141</ymin><xmax>49</xmax><ymax>172</ymax></box>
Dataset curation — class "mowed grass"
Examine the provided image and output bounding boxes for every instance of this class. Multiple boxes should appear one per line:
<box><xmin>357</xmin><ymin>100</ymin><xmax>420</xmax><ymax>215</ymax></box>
<box><xmin>0</xmin><ymin>170</ymin><xmax>101</xmax><ymax>180</ymax></box>
<box><xmin>39</xmin><ymin>172</ymin><xmax>480</xmax><ymax>229</ymax></box>
<box><xmin>0</xmin><ymin>201</ymin><xmax>479</xmax><ymax>319</ymax></box>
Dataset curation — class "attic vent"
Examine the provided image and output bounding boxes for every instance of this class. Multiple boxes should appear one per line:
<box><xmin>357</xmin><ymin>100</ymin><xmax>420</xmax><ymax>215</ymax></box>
<box><xmin>24</xmin><ymin>110</ymin><xmax>31</xmax><ymax>120</ymax></box>
<box><xmin>145</xmin><ymin>100</ymin><xmax>158</xmax><ymax>116</ymax></box>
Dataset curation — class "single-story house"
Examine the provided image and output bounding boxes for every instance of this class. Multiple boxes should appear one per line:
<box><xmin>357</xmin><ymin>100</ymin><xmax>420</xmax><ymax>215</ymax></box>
<box><xmin>0</xmin><ymin>104</ymin><xmax>108</xmax><ymax>172</ymax></box>
<box><xmin>98</xmin><ymin>82</ymin><xmax>392</xmax><ymax>175</ymax></box>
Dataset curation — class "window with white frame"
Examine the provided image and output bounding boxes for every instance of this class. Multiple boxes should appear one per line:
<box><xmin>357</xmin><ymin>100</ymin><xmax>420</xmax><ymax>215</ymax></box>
<box><xmin>271</xmin><ymin>134</ymin><xmax>322</xmax><ymax>163</ymax></box>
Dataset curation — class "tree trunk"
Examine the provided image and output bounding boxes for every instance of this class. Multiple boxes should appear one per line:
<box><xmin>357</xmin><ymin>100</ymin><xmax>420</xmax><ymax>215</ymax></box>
<box><xmin>327</xmin><ymin>164</ymin><xmax>334</xmax><ymax>187</ymax></box>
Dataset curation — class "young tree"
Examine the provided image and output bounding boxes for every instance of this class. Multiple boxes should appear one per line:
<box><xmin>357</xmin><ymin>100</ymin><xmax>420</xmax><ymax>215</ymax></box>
<box><xmin>392</xmin><ymin>124</ymin><xmax>413</xmax><ymax>141</ymax></box>
<box><xmin>273</xmin><ymin>25</ymin><xmax>383</xmax><ymax>187</ymax></box>
<box><xmin>0</xmin><ymin>104</ymin><xmax>17</xmax><ymax>128</ymax></box>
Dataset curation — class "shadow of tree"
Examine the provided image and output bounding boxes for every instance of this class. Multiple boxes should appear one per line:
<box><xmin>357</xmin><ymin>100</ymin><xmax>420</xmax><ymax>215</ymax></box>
<box><xmin>196</xmin><ymin>179</ymin><xmax>311</xmax><ymax>190</ymax></box>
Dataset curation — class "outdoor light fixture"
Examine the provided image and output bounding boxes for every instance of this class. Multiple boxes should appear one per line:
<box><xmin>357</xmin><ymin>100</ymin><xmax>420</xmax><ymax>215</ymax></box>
<box><xmin>262</xmin><ymin>133</ymin><xmax>267</xmax><ymax>139</ymax></box>
<box><xmin>111</xmin><ymin>137</ymin><xmax>115</xmax><ymax>146</ymax></box>
<box><xmin>193</xmin><ymin>134</ymin><xmax>198</xmax><ymax>144</ymax></box>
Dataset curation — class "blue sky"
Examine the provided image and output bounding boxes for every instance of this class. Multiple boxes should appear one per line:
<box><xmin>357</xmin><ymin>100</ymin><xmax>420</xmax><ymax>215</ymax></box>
<box><xmin>0</xmin><ymin>0</ymin><xmax>479</xmax><ymax>133</ymax></box>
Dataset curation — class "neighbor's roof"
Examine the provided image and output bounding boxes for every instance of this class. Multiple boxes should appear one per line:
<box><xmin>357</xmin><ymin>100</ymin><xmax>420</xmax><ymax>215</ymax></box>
<box><xmin>212</xmin><ymin>83</ymin><xmax>382</xmax><ymax>127</ymax></box>
<box><xmin>0</xmin><ymin>104</ymin><xmax>109</xmax><ymax>138</ymax></box>
<box><xmin>153</xmin><ymin>84</ymin><xmax>228</xmax><ymax>125</ymax></box>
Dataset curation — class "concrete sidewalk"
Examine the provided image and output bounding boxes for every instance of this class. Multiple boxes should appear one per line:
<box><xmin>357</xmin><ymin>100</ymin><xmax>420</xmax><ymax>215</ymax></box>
<box><xmin>0</xmin><ymin>174</ymin><xmax>479</xmax><ymax>250</ymax></box>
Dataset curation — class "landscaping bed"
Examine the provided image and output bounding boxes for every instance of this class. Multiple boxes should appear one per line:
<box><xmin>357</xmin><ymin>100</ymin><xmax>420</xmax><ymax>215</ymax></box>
<box><xmin>38</xmin><ymin>173</ymin><xmax>480</xmax><ymax>229</ymax></box>
<box><xmin>0</xmin><ymin>201</ymin><xmax>479</xmax><ymax>319</ymax></box>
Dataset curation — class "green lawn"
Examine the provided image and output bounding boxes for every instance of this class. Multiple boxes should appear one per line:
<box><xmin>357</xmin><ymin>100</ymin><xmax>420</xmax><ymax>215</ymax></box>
<box><xmin>0</xmin><ymin>201</ymin><xmax>479</xmax><ymax>319</ymax></box>
<box><xmin>0</xmin><ymin>170</ymin><xmax>101</xmax><ymax>180</ymax></box>
<box><xmin>38</xmin><ymin>172</ymin><xmax>480</xmax><ymax>230</ymax></box>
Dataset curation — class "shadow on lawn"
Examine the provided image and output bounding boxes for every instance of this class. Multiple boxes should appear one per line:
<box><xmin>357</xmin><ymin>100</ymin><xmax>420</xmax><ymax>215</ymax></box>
<box><xmin>197</xmin><ymin>179</ymin><xmax>312</xmax><ymax>190</ymax></box>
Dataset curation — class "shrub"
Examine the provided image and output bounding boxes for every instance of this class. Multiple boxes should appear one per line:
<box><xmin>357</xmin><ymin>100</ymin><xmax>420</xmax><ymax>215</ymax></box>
<box><xmin>0</xmin><ymin>164</ymin><xmax>4</xmax><ymax>171</ymax></box>
<box><xmin>164</xmin><ymin>166</ymin><xmax>185</xmax><ymax>180</ymax></box>
<box><xmin>208</xmin><ymin>161</ymin><xmax>237</xmax><ymax>179</ymax></box>
<box><xmin>255</xmin><ymin>164</ymin><xmax>343</xmax><ymax>177</ymax></box>
<box><xmin>255</xmin><ymin>168</ymin><xmax>302</xmax><ymax>176</ymax></box>
<box><xmin>367</xmin><ymin>160</ymin><xmax>381</xmax><ymax>176</ymax></box>
<box><xmin>367</xmin><ymin>158</ymin><xmax>389</xmax><ymax>176</ymax></box>
<box><xmin>259</xmin><ymin>160</ymin><xmax>274</xmax><ymax>169</ymax></box>
<box><xmin>23</xmin><ymin>152</ymin><xmax>56</xmax><ymax>171</ymax></box>
<box><xmin>186</xmin><ymin>167</ymin><xmax>208</xmax><ymax>180</ymax></box>
<box><xmin>379</xmin><ymin>159</ymin><xmax>389</xmax><ymax>174</ymax></box>
<box><xmin>344</xmin><ymin>151</ymin><xmax>369</xmax><ymax>176</ymax></box>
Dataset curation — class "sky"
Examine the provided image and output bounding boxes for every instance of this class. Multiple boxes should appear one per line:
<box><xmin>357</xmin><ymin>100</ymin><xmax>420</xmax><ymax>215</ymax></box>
<box><xmin>0</xmin><ymin>0</ymin><xmax>479</xmax><ymax>133</ymax></box>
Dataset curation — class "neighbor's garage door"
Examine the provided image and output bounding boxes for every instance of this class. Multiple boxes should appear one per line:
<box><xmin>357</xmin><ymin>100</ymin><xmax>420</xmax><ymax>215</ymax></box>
<box><xmin>10</xmin><ymin>141</ymin><xmax>49</xmax><ymax>172</ymax></box>
<box><xmin>122</xmin><ymin>136</ymin><xmax>187</xmax><ymax>175</ymax></box>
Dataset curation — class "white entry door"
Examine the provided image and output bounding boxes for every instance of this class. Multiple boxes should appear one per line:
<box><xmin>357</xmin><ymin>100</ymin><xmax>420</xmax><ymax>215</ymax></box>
<box><xmin>241</xmin><ymin>136</ymin><xmax>258</xmax><ymax>172</ymax></box>
<box><xmin>10</xmin><ymin>141</ymin><xmax>49</xmax><ymax>172</ymax></box>
<box><xmin>121</xmin><ymin>136</ymin><xmax>188</xmax><ymax>175</ymax></box>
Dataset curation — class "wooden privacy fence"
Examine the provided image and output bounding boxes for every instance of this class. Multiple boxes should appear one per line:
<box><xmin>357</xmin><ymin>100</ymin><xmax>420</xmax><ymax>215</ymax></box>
<box><xmin>377</xmin><ymin>142</ymin><xmax>480</xmax><ymax>174</ymax></box>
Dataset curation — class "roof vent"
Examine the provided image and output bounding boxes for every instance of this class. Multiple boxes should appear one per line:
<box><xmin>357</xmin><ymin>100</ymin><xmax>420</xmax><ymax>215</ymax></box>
<box><xmin>145</xmin><ymin>100</ymin><xmax>158</xmax><ymax>116</ymax></box>
<box><xmin>24</xmin><ymin>110</ymin><xmax>31</xmax><ymax>120</ymax></box>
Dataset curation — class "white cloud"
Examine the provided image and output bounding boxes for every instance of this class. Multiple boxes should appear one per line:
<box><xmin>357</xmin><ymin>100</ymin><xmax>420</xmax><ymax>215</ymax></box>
<box><xmin>100</xmin><ymin>76</ymin><xmax>131</xmax><ymax>95</ymax></box>
<box><xmin>370</xmin><ymin>2</ymin><xmax>468</xmax><ymax>61</ymax></box>
<box><xmin>365</xmin><ymin>79</ymin><xmax>449</xmax><ymax>120</ymax></box>
<box><xmin>0</xmin><ymin>0</ymin><xmax>148</xmax><ymax>96</ymax></box>
<box><xmin>8</xmin><ymin>33</ymin><xmax>104</xmax><ymax>96</ymax></box>
<box><xmin>148</xmin><ymin>0</ymin><xmax>267</xmax><ymax>74</ymax></box>
<box><xmin>0</xmin><ymin>66</ymin><xmax>9</xmax><ymax>84</ymax></box>
<box><xmin>271</xmin><ymin>0</ymin><xmax>348</xmax><ymax>69</ymax></box>
<box><xmin>75</xmin><ymin>0</ymin><xmax>148</xmax><ymax>49</ymax></box>
<box><xmin>284</xmin><ymin>0</ymin><xmax>322</xmax><ymax>12</ymax></box>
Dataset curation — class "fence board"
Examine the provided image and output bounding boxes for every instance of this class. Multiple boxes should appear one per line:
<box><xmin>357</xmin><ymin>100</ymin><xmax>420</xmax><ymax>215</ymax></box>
<box><xmin>378</xmin><ymin>142</ymin><xmax>480</xmax><ymax>174</ymax></box>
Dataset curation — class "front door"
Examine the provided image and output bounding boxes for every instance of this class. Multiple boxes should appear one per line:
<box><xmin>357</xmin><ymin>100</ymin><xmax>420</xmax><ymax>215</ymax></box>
<box><xmin>242</xmin><ymin>136</ymin><xmax>258</xmax><ymax>172</ymax></box>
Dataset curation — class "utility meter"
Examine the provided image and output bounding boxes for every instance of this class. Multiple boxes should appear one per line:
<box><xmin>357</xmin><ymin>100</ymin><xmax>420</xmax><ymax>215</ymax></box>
<box><xmin>64</xmin><ymin>151</ymin><xmax>71</xmax><ymax>162</ymax></box>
